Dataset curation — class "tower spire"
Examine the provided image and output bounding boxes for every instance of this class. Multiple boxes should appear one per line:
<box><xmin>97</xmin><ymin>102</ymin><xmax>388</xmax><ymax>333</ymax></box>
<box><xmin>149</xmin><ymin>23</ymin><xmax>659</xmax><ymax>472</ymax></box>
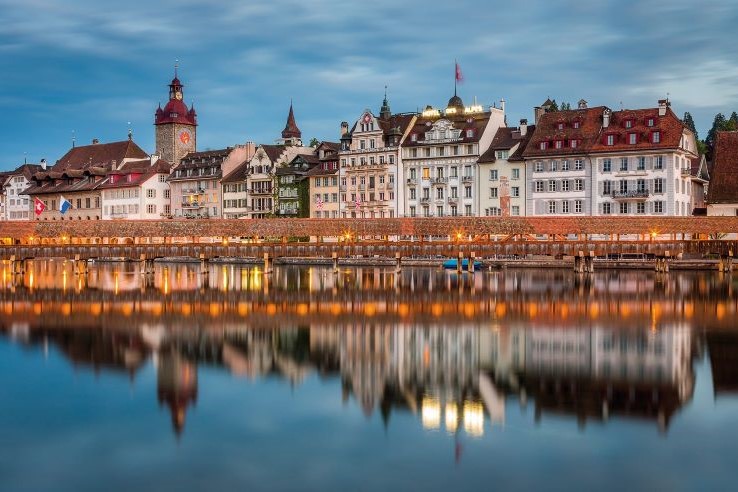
<box><xmin>281</xmin><ymin>100</ymin><xmax>302</xmax><ymax>144</ymax></box>
<box><xmin>174</xmin><ymin>58</ymin><xmax>178</xmax><ymax>78</ymax></box>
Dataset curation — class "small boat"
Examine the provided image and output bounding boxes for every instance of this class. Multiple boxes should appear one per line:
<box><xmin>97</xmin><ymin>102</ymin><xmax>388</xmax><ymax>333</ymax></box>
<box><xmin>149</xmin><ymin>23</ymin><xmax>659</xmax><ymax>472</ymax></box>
<box><xmin>443</xmin><ymin>258</ymin><xmax>483</xmax><ymax>271</ymax></box>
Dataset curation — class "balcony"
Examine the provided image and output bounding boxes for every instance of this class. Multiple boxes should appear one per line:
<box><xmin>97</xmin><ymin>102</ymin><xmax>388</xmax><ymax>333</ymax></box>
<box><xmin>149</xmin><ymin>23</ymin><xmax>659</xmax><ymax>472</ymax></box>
<box><xmin>339</xmin><ymin>185</ymin><xmax>347</xmax><ymax>192</ymax></box>
<box><xmin>278</xmin><ymin>209</ymin><xmax>298</xmax><ymax>215</ymax></box>
<box><xmin>447</xmin><ymin>197</ymin><xmax>458</xmax><ymax>204</ymax></box>
<box><xmin>431</xmin><ymin>177</ymin><xmax>448</xmax><ymax>185</ymax></box>
<box><xmin>182</xmin><ymin>188</ymin><xmax>205</xmax><ymax>196</ymax></box>
<box><xmin>406</xmin><ymin>178</ymin><xmax>417</xmax><ymax>186</ymax></box>
<box><xmin>109</xmin><ymin>212</ymin><xmax>129</xmax><ymax>219</ymax></box>
<box><xmin>611</xmin><ymin>189</ymin><xmax>650</xmax><ymax>200</ymax></box>
<box><xmin>386</xmin><ymin>181</ymin><xmax>394</xmax><ymax>190</ymax></box>
<box><xmin>250</xmin><ymin>188</ymin><xmax>272</xmax><ymax>196</ymax></box>
<box><xmin>182</xmin><ymin>201</ymin><xmax>205</xmax><ymax>209</ymax></box>
<box><xmin>681</xmin><ymin>168</ymin><xmax>692</xmax><ymax>177</ymax></box>
<box><xmin>461</xmin><ymin>175</ymin><xmax>474</xmax><ymax>183</ymax></box>
<box><xmin>358</xmin><ymin>184</ymin><xmax>365</xmax><ymax>191</ymax></box>
<box><xmin>420</xmin><ymin>197</ymin><xmax>431</xmax><ymax>203</ymax></box>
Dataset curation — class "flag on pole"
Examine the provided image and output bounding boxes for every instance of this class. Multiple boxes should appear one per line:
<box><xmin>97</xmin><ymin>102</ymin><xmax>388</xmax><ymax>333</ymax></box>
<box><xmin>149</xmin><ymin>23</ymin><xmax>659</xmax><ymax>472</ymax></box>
<box><xmin>316</xmin><ymin>196</ymin><xmax>323</xmax><ymax>210</ymax></box>
<box><xmin>355</xmin><ymin>194</ymin><xmax>361</xmax><ymax>208</ymax></box>
<box><xmin>59</xmin><ymin>196</ymin><xmax>72</xmax><ymax>214</ymax></box>
<box><xmin>455</xmin><ymin>62</ymin><xmax>464</xmax><ymax>83</ymax></box>
<box><xmin>34</xmin><ymin>197</ymin><xmax>46</xmax><ymax>216</ymax></box>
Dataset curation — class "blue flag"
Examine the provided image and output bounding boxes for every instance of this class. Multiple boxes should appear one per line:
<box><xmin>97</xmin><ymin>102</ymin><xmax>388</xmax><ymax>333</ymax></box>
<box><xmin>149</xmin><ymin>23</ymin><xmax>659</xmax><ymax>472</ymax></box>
<box><xmin>59</xmin><ymin>196</ymin><xmax>72</xmax><ymax>214</ymax></box>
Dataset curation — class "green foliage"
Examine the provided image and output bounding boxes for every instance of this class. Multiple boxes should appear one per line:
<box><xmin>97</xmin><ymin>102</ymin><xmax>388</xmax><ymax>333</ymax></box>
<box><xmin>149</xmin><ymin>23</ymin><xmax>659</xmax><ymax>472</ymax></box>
<box><xmin>560</xmin><ymin>102</ymin><xmax>571</xmax><ymax>111</ymax></box>
<box><xmin>309</xmin><ymin>137</ymin><xmax>320</xmax><ymax>147</ymax></box>
<box><xmin>298</xmin><ymin>179</ymin><xmax>310</xmax><ymax>218</ymax></box>
<box><xmin>683</xmin><ymin>112</ymin><xmax>698</xmax><ymax>140</ymax></box>
<box><xmin>545</xmin><ymin>99</ymin><xmax>559</xmax><ymax>112</ymax></box>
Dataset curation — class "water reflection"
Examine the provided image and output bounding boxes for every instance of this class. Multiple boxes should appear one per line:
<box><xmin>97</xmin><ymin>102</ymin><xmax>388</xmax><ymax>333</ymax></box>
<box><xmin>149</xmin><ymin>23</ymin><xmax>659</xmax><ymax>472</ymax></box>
<box><xmin>2</xmin><ymin>261</ymin><xmax>736</xmax><ymax>440</ymax></box>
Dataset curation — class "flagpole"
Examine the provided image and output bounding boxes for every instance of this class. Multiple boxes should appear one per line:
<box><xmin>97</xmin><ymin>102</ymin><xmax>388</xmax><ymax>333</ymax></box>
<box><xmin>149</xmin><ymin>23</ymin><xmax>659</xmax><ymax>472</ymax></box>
<box><xmin>454</xmin><ymin>59</ymin><xmax>457</xmax><ymax>97</ymax></box>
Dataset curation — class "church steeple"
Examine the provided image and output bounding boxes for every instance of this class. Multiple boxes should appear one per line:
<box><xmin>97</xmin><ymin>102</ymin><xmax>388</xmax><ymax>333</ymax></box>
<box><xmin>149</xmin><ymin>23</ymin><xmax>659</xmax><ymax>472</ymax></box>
<box><xmin>379</xmin><ymin>86</ymin><xmax>391</xmax><ymax>120</ymax></box>
<box><xmin>155</xmin><ymin>65</ymin><xmax>197</xmax><ymax>164</ymax></box>
<box><xmin>279</xmin><ymin>101</ymin><xmax>302</xmax><ymax>146</ymax></box>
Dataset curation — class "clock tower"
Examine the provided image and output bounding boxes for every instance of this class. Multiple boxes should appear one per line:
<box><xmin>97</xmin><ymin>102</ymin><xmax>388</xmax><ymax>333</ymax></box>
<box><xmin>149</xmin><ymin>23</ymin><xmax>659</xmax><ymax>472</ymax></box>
<box><xmin>155</xmin><ymin>69</ymin><xmax>197</xmax><ymax>165</ymax></box>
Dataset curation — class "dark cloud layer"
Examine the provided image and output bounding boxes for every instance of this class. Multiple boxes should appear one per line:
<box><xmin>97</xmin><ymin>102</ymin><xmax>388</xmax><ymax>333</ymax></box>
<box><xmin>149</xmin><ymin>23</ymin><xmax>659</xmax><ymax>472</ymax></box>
<box><xmin>1</xmin><ymin>0</ymin><xmax>736</xmax><ymax>166</ymax></box>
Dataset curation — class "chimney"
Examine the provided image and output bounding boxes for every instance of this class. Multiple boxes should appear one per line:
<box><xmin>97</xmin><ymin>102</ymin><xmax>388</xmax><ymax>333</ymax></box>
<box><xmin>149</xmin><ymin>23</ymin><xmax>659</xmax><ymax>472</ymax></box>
<box><xmin>658</xmin><ymin>99</ymin><xmax>669</xmax><ymax>116</ymax></box>
<box><xmin>150</xmin><ymin>154</ymin><xmax>159</xmax><ymax>166</ymax></box>
<box><xmin>500</xmin><ymin>98</ymin><xmax>506</xmax><ymax>113</ymax></box>
<box><xmin>519</xmin><ymin>119</ymin><xmax>528</xmax><ymax>137</ymax></box>
<box><xmin>244</xmin><ymin>141</ymin><xmax>256</xmax><ymax>161</ymax></box>
<box><xmin>578</xmin><ymin>99</ymin><xmax>588</xmax><ymax>109</ymax></box>
<box><xmin>603</xmin><ymin>108</ymin><xmax>611</xmax><ymax>128</ymax></box>
<box><xmin>340</xmin><ymin>121</ymin><xmax>349</xmax><ymax>136</ymax></box>
<box><xmin>40</xmin><ymin>159</ymin><xmax>47</xmax><ymax>170</ymax></box>
<box><xmin>534</xmin><ymin>106</ymin><xmax>544</xmax><ymax>125</ymax></box>
<box><xmin>92</xmin><ymin>138</ymin><xmax>99</xmax><ymax>145</ymax></box>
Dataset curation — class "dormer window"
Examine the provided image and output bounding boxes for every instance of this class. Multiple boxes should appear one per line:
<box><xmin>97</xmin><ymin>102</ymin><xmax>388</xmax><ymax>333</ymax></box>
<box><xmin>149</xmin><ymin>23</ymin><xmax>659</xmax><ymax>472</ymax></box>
<box><xmin>624</xmin><ymin>119</ymin><xmax>633</xmax><ymax>129</ymax></box>
<box><xmin>540</xmin><ymin>141</ymin><xmax>548</xmax><ymax>150</ymax></box>
<box><xmin>466</xmin><ymin>129</ymin><xmax>474</xmax><ymax>138</ymax></box>
<box><xmin>411</xmin><ymin>134</ymin><xmax>417</xmax><ymax>142</ymax></box>
<box><xmin>557</xmin><ymin>122</ymin><xmax>564</xmax><ymax>130</ymax></box>
<box><xmin>628</xmin><ymin>132</ymin><xmax>638</xmax><ymax>144</ymax></box>
<box><xmin>571</xmin><ymin>139</ymin><xmax>579</xmax><ymax>149</ymax></box>
<box><xmin>652</xmin><ymin>131</ymin><xmax>661</xmax><ymax>143</ymax></box>
<box><xmin>605</xmin><ymin>134</ymin><xmax>615</xmax><ymax>146</ymax></box>
<box><xmin>646</xmin><ymin>118</ymin><xmax>655</xmax><ymax>127</ymax></box>
<box><xmin>554</xmin><ymin>140</ymin><xmax>563</xmax><ymax>149</ymax></box>
<box><xmin>573</xmin><ymin>121</ymin><xmax>581</xmax><ymax>129</ymax></box>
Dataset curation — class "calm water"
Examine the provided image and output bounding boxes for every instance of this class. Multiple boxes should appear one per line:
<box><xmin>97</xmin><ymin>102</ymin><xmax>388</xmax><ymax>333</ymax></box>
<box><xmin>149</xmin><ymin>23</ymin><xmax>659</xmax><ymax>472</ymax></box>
<box><xmin>1</xmin><ymin>261</ymin><xmax>738</xmax><ymax>491</ymax></box>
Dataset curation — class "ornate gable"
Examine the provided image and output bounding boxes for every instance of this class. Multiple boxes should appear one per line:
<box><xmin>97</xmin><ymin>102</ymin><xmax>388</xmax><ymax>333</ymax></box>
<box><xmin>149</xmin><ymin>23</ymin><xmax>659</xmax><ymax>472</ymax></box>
<box><xmin>425</xmin><ymin>119</ymin><xmax>462</xmax><ymax>142</ymax></box>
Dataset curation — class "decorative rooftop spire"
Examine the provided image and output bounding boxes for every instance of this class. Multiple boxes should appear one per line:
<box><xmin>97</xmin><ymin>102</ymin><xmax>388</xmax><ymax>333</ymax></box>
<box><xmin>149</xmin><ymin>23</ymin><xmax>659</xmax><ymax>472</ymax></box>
<box><xmin>281</xmin><ymin>100</ymin><xmax>302</xmax><ymax>140</ymax></box>
<box><xmin>380</xmin><ymin>85</ymin><xmax>391</xmax><ymax>120</ymax></box>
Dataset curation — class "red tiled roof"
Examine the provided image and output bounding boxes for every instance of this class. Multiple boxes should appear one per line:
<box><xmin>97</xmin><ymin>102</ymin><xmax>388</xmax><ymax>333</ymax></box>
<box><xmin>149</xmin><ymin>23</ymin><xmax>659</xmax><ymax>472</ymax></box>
<box><xmin>523</xmin><ymin>107</ymin><xmax>606</xmax><ymax>158</ymax></box>
<box><xmin>221</xmin><ymin>160</ymin><xmax>250</xmax><ymax>184</ymax></box>
<box><xmin>707</xmin><ymin>131</ymin><xmax>738</xmax><ymax>204</ymax></box>
<box><xmin>96</xmin><ymin>158</ymin><xmax>171</xmax><ymax>190</ymax></box>
<box><xmin>479</xmin><ymin>125</ymin><xmax>536</xmax><ymax>163</ymax></box>
<box><xmin>259</xmin><ymin>145</ymin><xmax>287</xmax><ymax>163</ymax></box>
<box><xmin>53</xmin><ymin>140</ymin><xmax>148</xmax><ymax>172</ymax></box>
<box><xmin>590</xmin><ymin>107</ymin><xmax>686</xmax><ymax>153</ymax></box>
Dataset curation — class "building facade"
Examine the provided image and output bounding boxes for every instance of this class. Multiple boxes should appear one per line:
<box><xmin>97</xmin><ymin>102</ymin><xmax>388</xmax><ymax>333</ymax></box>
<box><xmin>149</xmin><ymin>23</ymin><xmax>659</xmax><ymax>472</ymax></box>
<box><xmin>339</xmin><ymin>94</ymin><xmax>415</xmax><ymax>219</ymax></box>
<box><xmin>402</xmin><ymin>94</ymin><xmax>505</xmax><ymax>217</ymax></box>
<box><xmin>707</xmin><ymin>131</ymin><xmax>738</xmax><ymax>216</ymax></box>
<box><xmin>25</xmin><ymin>139</ymin><xmax>149</xmax><ymax>221</ymax></box>
<box><xmin>477</xmin><ymin>121</ymin><xmax>533</xmax><ymax>217</ymax></box>
<box><xmin>2</xmin><ymin>164</ymin><xmax>42</xmax><ymax>220</ymax></box>
<box><xmin>308</xmin><ymin>142</ymin><xmax>340</xmax><ymax>219</ymax></box>
<box><xmin>275</xmin><ymin>154</ymin><xmax>319</xmax><ymax>217</ymax></box>
<box><xmin>99</xmin><ymin>157</ymin><xmax>172</xmax><ymax>220</ymax></box>
<box><xmin>523</xmin><ymin>100</ymin><xmax>698</xmax><ymax>217</ymax></box>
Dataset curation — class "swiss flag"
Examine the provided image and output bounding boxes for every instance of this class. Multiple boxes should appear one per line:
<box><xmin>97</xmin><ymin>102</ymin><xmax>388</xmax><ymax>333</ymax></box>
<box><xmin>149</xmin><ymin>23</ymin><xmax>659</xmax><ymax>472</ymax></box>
<box><xmin>455</xmin><ymin>62</ymin><xmax>464</xmax><ymax>83</ymax></box>
<box><xmin>34</xmin><ymin>197</ymin><xmax>46</xmax><ymax>215</ymax></box>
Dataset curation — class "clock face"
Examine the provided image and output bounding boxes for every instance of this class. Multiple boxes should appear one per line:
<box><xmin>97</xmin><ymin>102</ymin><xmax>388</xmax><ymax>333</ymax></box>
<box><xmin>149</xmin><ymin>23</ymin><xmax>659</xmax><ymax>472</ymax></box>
<box><xmin>175</xmin><ymin>91</ymin><xmax>183</xmax><ymax>100</ymax></box>
<box><xmin>179</xmin><ymin>130</ymin><xmax>191</xmax><ymax>145</ymax></box>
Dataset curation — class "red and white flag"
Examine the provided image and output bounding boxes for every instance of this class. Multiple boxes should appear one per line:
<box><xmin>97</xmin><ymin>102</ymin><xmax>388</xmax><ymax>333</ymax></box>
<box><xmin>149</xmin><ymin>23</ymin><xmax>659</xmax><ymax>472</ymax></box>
<box><xmin>355</xmin><ymin>195</ymin><xmax>361</xmax><ymax>208</ymax></box>
<box><xmin>316</xmin><ymin>196</ymin><xmax>323</xmax><ymax>210</ymax></box>
<box><xmin>455</xmin><ymin>62</ymin><xmax>464</xmax><ymax>83</ymax></box>
<box><xmin>34</xmin><ymin>197</ymin><xmax>46</xmax><ymax>216</ymax></box>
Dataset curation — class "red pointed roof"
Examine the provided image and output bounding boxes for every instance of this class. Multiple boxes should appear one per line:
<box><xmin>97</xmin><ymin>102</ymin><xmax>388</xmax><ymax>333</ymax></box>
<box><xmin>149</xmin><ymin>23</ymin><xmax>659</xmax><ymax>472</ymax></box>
<box><xmin>155</xmin><ymin>73</ymin><xmax>197</xmax><ymax>126</ymax></box>
<box><xmin>281</xmin><ymin>103</ymin><xmax>301</xmax><ymax>139</ymax></box>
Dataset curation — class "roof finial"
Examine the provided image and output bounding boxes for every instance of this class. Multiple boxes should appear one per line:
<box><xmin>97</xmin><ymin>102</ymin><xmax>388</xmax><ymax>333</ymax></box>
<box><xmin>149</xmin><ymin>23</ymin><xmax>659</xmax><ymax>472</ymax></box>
<box><xmin>174</xmin><ymin>58</ymin><xmax>179</xmax><ymax>78</ymax></box>
<box><xmin>127</xmin><ymin>121</ymin><xmax>132</xmax><ymax>141</ymax></box>
<box><xmin>72</xmin><ymin>130</ymin><xmax>76</xmax><ymax>148</ymax></box>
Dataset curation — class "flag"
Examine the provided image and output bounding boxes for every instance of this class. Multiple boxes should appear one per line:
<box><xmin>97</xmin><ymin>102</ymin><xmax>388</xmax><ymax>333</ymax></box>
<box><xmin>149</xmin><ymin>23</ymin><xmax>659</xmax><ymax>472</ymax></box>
<box><xmin>355</xmin><ymin>195</ymin><xmax>361</xmax><ymax>208</ymax></box>
<box><xmin>455</xmin><ymin>62</ymin><xmax>464</xmax><ymax>83</ymax></box>
<box><xmin>59</xmin><ymin>196</ymin><xmax>72</xmax><ymax>214</ymax></box>
<box><xmin>34</xmin><ymin>197</ymin><xmax>46</xmax><ymax>216</ymax></box>
<box><xmin>316</xmin><ymin>196</ymin><xmax>323</xmax><ymax>210</ymax></box>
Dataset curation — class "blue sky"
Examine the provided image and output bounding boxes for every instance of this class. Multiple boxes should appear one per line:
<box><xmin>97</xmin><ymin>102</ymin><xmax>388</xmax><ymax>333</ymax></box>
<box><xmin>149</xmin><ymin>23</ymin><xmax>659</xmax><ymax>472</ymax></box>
<box><xmin>1</xmin><ymin>0</ymin><xmax>737</xmax><ymax>169</ymax></box>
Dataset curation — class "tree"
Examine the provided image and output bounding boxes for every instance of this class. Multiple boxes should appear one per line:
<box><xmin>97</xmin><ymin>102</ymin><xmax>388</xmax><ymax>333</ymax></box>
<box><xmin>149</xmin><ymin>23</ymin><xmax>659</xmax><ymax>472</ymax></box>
<box><xmin>560</xmin><ymin>102</ymin><xmax>571</xmax><ymax>110</ymax></box>
<box><xmin>309</xmin><ymin>137</ymin><xmax>320</xmax><ymax>147</ymax></box>
<box><xmin>705</xmin><ymin>113</ymin><xmax>727</xmax><ymax>150</ymax></box>
<box><xmin>548</xmin><ymin>99</ymin><xmax>559</xmax><ymax>112</ymax></box>
<box><xmin>728</xmin><ymin>112</ymin><xmax>738</xmax><ymax>131</ymax></box>
<box><xmin>683</xmin><ymin>112</ymin><xmax>698</xmax><ymax>140</ymax></box>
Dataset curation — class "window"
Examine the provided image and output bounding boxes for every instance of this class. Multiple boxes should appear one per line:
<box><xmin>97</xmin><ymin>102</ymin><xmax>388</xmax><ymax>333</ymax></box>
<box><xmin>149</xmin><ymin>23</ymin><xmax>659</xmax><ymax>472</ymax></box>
<box><xmin>145</xmin><ymin>204</ymin><xmax>156</xmax><ymax>214</ymax></box>
<box><xmin>619</xmin><ymin>179</ymin><xmax>628</xmax><ymax>193</ymax></box>
<box><xmin>86</xmin><ymin>198</ymin><xmax>91</xmax><ymax>208</ymax></box>
<box><xmin>603</xmin><ymin>159</ymin><xmax>611</xmax><ymax>172</ymax></box>
<box><xmin>637</xmin><ymin>157</ymin><xmax>646</xmax><ymax>170</ymax></box>
<box><xmin>562</xmin><ymin>201</ymin><xmax>570</xmax><ymax>213</ymax></box>
<box><xmin>637</xmin><ymin>179</ymin><xmax>646</xmax><ymax>192</ymax></box>
<box><xmin>606</xmin><ymin>135</ymin><xmax>615</xmax><ymax>146</ymax></box>
<box><xmin>562</xmin><ymin>180</ymin><xmax>570</xmax><ymax>192</ymax></box>
<box><xmin>620</xmin><ymin>202</ymin><xmax>629</xmax><ymax>214</ymax></box>
<box><xmin>575</xmin><ymin>200</ymin><xmax>582</xmax><ymax>213</ymax></box>
<box><xmin>574</xmin><ymin>179</ymin><xmax>584</xmax><ymax>192</ymax></box>
<box><xmin>360</xmin><ymin>139</ymin><xmax>366</xmax><ymax>149</ymax></box>
<box><xmin>561</xmin><ymin>160</ymin><xmax>569</xmax><ymax>171</ymax></box>
<box><xmin>625</xmin><ymin>119</ymin><xmax>633</xmax><ymax>129</ymax></box>
<box><xmin>620</xmin><ymin>158</ymin><xmax>628</xmax><ymax>171</ymax></box>
<box><xmin>571</xmin><ymin>139</ymin><xmax>579</xmax><ymax>149</ymax></box>
<box><xmin>647</xmin><ymin>118</ymin><xmax>655</xmax><ymax>127</ymax></box>
<box><xmin>557</xmin><ymin>122</ymin><xmax>564</xmax><ymax>130</ymax></box>
<box><xmin>464</xmin><ymin>186</ymin><xmax>472</xmax><ymax>198</ymax></box>
<box><xmin>654</xmin><ymin>178</ymin><xmax>664</xmax><ymax>194</ymax></box>
<box><xmin>466</xmin><ymin>129</ymin><xmax>473</xmax><ymax>138</ymax></box>
<box><xmin>512</xmin><ymin>205</ymin><xmax>520</xmax><ymax>216</ymax></box>
<box><xmin>490</xmin><ymin>169</ymin><xmax>498</xmax><ymax>181</ymax></box>
<box><xmin>512</xmin><ymin>168</ymin><xmax>520</xmax><ymax>180</ymax></box>
<box><xmin>548</xmin><ymin>201</ymin><xmax>556</xmax><ymax>214</ymax></box>
<box><xmin>652</xmin><ymin>131</ymin><xmax>661</xmax><ymax>143</ymax></box>
<box><xmin>164</xmin><ymin>189</ymin><xmax>170</xmax><ymax>199</ymax></box>
<box><xmin>147</xmin><ymin>189</ymin><xmax>156</xmax><ymax>199</ymax></box>
<box><xmin>535</xmin><ymin>181</ymin><xmax>544</xmax><ymax>193</ymax></box>
<box><xmin>535</xmin><ymin>162</ymin><xmax>544</xmax><ymax>172</ymax></box>
<box><xmin>496</xmin><ymin>150</ymin><xmax>509</xmax><ymax>159</ymax></box>
<box><xmin>548</xmin><ymin>180</ymin><xmax>556</xmax><ymax>192</ymax></box>
<box><xmin>438</xmin><ymin>147</ymin><xmax>445</xmax><ymax>156</ymax></box>
<box><xmin>540</xmin><ymin>141</ymin><xmax>548</xmax><ymax>150</ymax></box>
<box><xmin>654</xmin><ymin>201</ymin><xmax>663</xmax><ymax>213</ymax></box>
<box><xmin>628</xmin><ymin>133</ymin><xmax>637</xmax><ymax>144</ymax></box>
<box><xmin>490</xmin><ymin>187</ymin><xmax>498</xmax><ymax>198</ymax></box>
<box><xmin>315</xmin><ymin>179</ymin><xmax>321</xmax><ymax>188</ymax></box>
<box><xmin>574</xmin><ymin>160</ymin><xmax>583</xmax><ymax>171</ymax></box>
<box><xmin>603</xmin><ymin>180</ymin><xmax>612</xmax><ymax>195</ymax></box>
<box><xmin>512</xmin><ymin>186</ymin><xmax>520</xmax><ymax>197</ymax></box>
<box><xmin>437</xmin><ymin>188</ymin><xmax>445</xmax><ymax>199</ymax></box>
<box><xmin>450</xmin><ymin>166</ymin><xmax>458</xmax><ymax>178</ymax></box>
<box><xmin>465</xmin><ymin>205</ymin><xmax>472</xmax><ymax>216</ymax></box>
<box><xmin>636</xmin><ymin>202</ymin><xmax>645</xmax><ymax>214</ymax></box>
<box><xmin>549</xmin><ymin>161</ymin><xmax>557</xmax><ymax>172</ymax></box>
<box><xmin>450</xmin><ymin>187</ymin><xmax>458</xmax><ymax>198</ymax></box>
<box><xmin>422</xmin><ymin>168</ymin><xmax>430</xmax><ymax>179</ymax></box>
<box><xmin>555</xmin><ymin>140</ymin><xmax>563</xmax><ymax>149</ymax></box>
<box><xmin>654</xmin><ymin>156</ymin><xmax>664</xmax><ymax>170</ymax></box>
<box><xmin>410</xmin><ymin>188</ymin><xmax>416</xmax><ymax>199</ymax></box>
<box><xmin>424</xmin><ymin>148</ymin><xmax>431</xmax><ymax>157</ymax></box>
<box><xmin>603</xmin><ymin>202</ymin><xmax>611</xmax><ymax>215</ymax></box>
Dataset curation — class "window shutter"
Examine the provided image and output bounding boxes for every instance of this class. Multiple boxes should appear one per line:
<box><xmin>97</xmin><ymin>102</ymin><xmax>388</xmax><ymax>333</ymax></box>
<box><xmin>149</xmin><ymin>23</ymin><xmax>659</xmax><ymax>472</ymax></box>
<box><xmin>535</xmin><ymin>200</ymin><xmax>544</xmax><ymax>215</ymax></box>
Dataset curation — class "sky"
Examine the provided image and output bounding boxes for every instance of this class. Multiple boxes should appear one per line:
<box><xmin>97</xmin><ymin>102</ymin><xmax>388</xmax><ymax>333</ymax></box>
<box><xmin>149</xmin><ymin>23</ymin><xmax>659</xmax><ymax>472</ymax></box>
<box><xmin>1</xmin><ymin>0</ymin><xmax>737</xmax><ymax>169</ymax></box>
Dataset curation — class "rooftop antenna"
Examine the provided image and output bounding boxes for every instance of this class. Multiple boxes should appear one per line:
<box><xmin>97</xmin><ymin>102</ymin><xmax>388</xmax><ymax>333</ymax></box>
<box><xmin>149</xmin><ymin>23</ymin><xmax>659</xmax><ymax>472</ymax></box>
<box><xmin>127</xmin><ymin>121</ymin><xmax>132</xmax><ymax>140</ymax></box>
<box><xmin>175</xmin><ymin>58</ymin><xmax>179</xmax><ymax>78</ymax></box>
<box><xmin>620</xmin><ymin>101</ymin><xmax>623</xmax><ymax>110</ymax></box>
<box><xmin>666</xmin><ymin>92</ymin><xmax>670</xmax><ymax>103</ymax></box>
<box><xmin>23</xmin><ymin>151</ymin><xmax>27</xmax><ymax>164</ymax></box>
<box><xmin>72</xmin><ymin>130</ymin><xmax>76</xmax><ymax>148</ymax></box>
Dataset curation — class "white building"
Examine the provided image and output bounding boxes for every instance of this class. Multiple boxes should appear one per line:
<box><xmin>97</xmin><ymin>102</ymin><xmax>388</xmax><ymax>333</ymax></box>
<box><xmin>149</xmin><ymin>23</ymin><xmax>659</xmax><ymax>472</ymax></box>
<box><xmin>2</xmin><ymin>163</ymin><xmax>43</xmax><ymax>220</ymax></box>
<box><xmin>99</xmin><ymin>157</ymin><xmax>172</xmax><ymax>219</ymax></box>
<box><xmin>401</xmin><ymin>94</ymin><xmax>505</xmax><ymax>218</ymax></box>
<box><xmin>478</xmin><ymin>120</ymin><xmax>534</xmax><ymax>217</ymax></box>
